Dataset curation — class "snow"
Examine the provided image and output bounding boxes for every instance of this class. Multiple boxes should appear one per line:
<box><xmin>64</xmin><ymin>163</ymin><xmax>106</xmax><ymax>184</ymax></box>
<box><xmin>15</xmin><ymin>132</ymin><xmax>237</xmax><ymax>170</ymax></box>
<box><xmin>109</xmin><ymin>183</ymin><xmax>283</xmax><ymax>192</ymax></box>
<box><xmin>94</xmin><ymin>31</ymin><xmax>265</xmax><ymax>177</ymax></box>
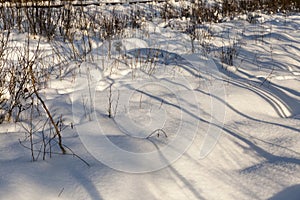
<box><xmin>1</xmin><ymin>3</ymin><xmax>300</xmax><ymax>200</ymax></box>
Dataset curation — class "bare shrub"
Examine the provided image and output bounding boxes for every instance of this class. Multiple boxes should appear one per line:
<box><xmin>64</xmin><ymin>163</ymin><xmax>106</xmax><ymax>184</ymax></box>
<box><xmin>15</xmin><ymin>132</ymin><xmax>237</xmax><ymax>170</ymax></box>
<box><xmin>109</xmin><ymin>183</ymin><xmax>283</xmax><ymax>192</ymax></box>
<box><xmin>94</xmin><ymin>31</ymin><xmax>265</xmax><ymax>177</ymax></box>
<box><xmin>220</xmin><ymin>41</ymin><xmax>241</xmax><ymax>67</ymax></box>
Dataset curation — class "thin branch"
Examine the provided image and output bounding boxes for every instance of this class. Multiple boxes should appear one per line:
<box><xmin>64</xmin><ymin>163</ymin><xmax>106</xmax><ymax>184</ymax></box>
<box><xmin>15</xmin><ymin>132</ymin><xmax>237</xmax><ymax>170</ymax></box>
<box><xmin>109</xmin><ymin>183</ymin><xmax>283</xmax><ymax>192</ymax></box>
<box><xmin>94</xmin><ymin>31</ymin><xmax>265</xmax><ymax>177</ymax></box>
<box><xmin>29</xmin><ymin>65</ymin><xmax>66</xmax><ymax>154</ymax></box>
<box><xmin>146</xmin><ymin>128</ymin><xmax>168</xmax><ymax>139</ymax></box>
<box><xmin>19</xmin><ymin>139</ymin><xmax>90</xmax><ymax>167</ymax></box>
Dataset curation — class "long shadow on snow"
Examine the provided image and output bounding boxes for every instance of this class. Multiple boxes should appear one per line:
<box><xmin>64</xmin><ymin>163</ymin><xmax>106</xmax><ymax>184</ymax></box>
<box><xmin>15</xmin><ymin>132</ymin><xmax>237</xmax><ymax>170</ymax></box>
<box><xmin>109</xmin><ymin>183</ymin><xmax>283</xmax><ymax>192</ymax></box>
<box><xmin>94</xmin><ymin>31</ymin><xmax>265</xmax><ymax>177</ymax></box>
<box><xmin>224</xmin><ymin>125</ymin><xmax>300</xmax><ymax>173</ymax></box>
<box><xmin>127</xmin><ymin>83</ymin><xmax>300</xmax><ymax>165</ymax></box>
<box><xmin>214</xmin><ymin>61</ymin><xmax>296</xmax><ymax>118</ymax></box>
<box><xmin>213</xmin><ymin>68</ymin><xmax>292</xmax><ymax>118</ymax></box>
<box><xmin>125</xmin><ymin>79</ymin><xmax>300</xmax><ymax>170</ymax></box>
<box><xmin>269</xmin><ymin>184</ymin><xmax>300</xmax><ymax>200</ymax></box>
<box><xmin>257</xmin><ymin>77</ymin><xmax>300</xmax><ymax>116</ymax></box>
<box><xmin>196</xmin><ymin>88</ymin><xmax>300</xmax><ymax>133</ymax></box>
<box><xmin>229</xmin><ymin>80</ymin><xmax>291</xmax><ymax>117</ymax></box>
<box><xmin>149</xmin><ymin>140</ymin><xmax>206</xmax><ymax>200</ymax></box>
<box><xmin>69</xmin><ymin>166</ymin><xmax>103</xmax><ymax>200</ymax></box>
<box><xmin>126</xmin><ymin>48</ymin><xmax>203</xmax><ymax>79</ymax></box>
<box><xmin>81</xmin><ymin>132</ymin><xmax>205</xmax><ymax>199</ymax></box>
<box><xmin>119</xmin><ymin>48</ymin><xmax>300</xmax><ymax>173</ymax></box>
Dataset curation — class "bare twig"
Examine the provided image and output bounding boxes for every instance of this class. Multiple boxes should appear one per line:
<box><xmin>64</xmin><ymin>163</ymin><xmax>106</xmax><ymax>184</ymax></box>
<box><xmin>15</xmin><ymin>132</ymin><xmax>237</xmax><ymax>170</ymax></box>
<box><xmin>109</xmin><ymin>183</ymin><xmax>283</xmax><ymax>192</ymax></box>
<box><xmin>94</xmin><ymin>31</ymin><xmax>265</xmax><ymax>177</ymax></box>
<box><xmin>29</xmin><ymin>65</ymin><xmax>66</xmax><ymax>154</ymax></box>
<box><xmin>146</xmin><ymin>128</ymin><xmax>168</xmax><ymax>139</ymax></box>
<box><xmin>19</xmin><ymin>139</ymin><xmax>89</xmax><ymax>167</ymax></box>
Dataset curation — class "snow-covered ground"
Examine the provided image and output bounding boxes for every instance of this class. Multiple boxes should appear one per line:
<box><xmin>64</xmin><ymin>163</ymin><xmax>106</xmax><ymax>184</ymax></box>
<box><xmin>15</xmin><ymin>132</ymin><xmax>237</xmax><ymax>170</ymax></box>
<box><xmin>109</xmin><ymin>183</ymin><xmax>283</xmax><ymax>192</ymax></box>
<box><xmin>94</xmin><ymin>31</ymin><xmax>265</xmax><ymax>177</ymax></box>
<box><xmin>0</xmin><ymin>3</ymin><xmax>300</xmax><ymax>200</ymax></box>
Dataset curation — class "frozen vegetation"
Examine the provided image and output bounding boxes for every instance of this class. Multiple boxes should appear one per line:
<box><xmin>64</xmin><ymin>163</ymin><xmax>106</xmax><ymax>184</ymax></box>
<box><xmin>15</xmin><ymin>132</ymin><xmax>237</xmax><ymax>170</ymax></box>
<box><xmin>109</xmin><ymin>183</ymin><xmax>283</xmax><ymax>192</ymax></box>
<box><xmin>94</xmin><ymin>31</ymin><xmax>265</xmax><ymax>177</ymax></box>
<box><xmin>0</xmin><ymin>0</ymin><xmax>300</xmax><ymax>199</ymax></box>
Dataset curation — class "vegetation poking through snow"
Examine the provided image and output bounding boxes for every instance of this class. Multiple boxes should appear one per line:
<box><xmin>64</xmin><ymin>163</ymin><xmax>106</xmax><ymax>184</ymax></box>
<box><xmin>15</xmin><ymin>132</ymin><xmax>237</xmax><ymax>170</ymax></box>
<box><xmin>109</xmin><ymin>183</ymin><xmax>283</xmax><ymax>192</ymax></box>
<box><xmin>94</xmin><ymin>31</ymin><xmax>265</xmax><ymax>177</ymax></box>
<box><xmin>0</xmin><ymin>0</ymin><xmax>299</xmax><ymax>161</ymax></box>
